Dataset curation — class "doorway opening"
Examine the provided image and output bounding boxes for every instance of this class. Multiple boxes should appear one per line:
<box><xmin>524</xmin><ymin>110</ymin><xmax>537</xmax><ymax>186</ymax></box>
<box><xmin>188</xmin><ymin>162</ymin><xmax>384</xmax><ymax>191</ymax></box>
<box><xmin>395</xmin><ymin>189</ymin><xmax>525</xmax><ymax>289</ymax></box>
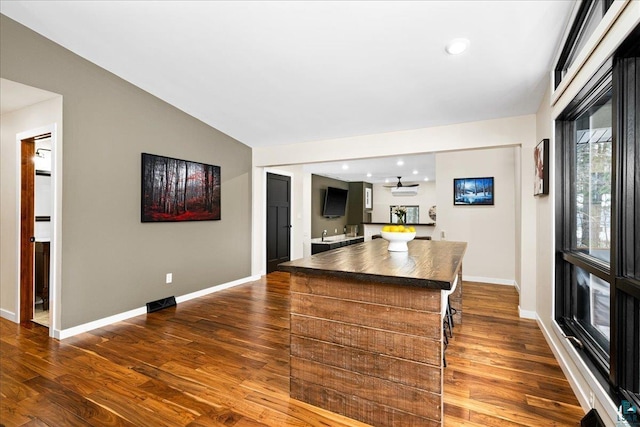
<box><xmin>20</xmin><ymin>132</ymin><xmax>53</xmax><ymax>328</ymax></box>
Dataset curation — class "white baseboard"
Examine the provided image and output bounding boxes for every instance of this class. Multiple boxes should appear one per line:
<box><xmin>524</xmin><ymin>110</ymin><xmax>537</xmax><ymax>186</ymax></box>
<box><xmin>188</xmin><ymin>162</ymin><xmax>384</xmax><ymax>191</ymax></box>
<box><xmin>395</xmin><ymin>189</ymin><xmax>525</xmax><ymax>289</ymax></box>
<box><xmin>462</xmin><ymin>275</ymin><xmax>516</xmax><ymax>286</ymax></box>
<box><xmin>175</xmin><ymin>275</ymin><xmax>261</xmax><ymax>303</ymax></box>
<box><xmin>54</xmin><ymin>306</ymin><xmax>147</xmax><ymax>340</ymax></box>
<box><xmin>0</xmin><ymin>308</ymin><xmax>16</xmax><ymax>322</ymax></box>
<box><xmin>54</xmin><ymin>274</ymin><xmax>260</xmax><ymax>340</ymax></box>
<box><xmin>518</xmin><ymin>306</ymin><xmax>537</xmax><ymax>319</ymax></box>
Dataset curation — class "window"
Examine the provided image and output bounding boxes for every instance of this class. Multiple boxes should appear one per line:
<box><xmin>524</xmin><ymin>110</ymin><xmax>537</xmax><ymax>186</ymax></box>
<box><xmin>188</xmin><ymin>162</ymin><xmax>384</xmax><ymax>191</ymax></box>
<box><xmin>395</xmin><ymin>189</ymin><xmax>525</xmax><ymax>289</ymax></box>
<box><xmin>557</xmin><ymin>72</ymin><xmax>613</xmax><ymax>373</ymax></box>
<box><xmin>389</xmin><ymin>205</ymin><xmax>419</xmax><ymax>224</ymax></box>
<box><xmin>554</xmin><ymin>0</ymin><xmax>613</xmax><ymax>89</ymax></box>
<box><xmin>556</xmin><ymin>25</ymin><xmax>640</xmax><ymax>413</ymax></box>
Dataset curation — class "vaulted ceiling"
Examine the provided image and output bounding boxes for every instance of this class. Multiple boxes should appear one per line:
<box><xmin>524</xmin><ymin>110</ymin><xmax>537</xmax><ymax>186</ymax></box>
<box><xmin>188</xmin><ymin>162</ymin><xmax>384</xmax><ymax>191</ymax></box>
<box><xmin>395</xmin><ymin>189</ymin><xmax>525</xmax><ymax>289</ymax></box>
<box><xmin>1</xmin><ymin>1</ymin><xmax>575</xmax><ymax>151</ymax></box>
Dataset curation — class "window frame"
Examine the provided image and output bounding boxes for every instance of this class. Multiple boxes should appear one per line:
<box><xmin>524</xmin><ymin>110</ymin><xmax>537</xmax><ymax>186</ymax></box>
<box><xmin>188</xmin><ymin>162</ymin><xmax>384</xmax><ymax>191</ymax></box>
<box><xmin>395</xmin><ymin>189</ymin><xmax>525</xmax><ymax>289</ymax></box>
<box><xmin>555</xmin><ymin>23</ymin><xmax>640</xmax><ymax>413</ymax></box>
<box><xmin>556</xmin><ymin>69</ymin><xmax>614</xmax><ymax>378</ymax></box>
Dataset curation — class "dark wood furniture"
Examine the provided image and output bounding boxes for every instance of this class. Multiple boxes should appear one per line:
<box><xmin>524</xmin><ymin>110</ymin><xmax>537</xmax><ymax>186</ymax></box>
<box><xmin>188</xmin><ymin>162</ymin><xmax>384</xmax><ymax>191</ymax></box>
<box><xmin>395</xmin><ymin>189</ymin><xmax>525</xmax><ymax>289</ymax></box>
<box><xmin>279</xmin><ymin>239</ymin><xmax>466</xmax><ymax>427</ymax></box>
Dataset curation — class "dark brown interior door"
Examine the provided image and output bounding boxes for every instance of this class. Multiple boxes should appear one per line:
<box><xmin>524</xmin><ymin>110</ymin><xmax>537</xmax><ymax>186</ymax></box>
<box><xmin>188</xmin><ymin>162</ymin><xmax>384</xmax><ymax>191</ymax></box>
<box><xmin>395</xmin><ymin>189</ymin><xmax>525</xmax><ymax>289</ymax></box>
<box><xmin>20</xmin><ymin>137</ymin><xmax>35</xmax><ymax>323</ymax></box>
<box><xmin>266</xmin><ymin>173</ymin><xmax>291</xmax><ymax>273</ymax></box>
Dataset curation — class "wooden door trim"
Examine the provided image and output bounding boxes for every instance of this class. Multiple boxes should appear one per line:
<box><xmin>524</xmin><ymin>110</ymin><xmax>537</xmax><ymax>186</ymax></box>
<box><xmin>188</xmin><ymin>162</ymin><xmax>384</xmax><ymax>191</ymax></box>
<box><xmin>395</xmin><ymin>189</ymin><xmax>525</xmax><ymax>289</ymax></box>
<box><xmin>20</xmin><ymin>137</ymin><xmax>35</xmax><ymax>323</ymax></box>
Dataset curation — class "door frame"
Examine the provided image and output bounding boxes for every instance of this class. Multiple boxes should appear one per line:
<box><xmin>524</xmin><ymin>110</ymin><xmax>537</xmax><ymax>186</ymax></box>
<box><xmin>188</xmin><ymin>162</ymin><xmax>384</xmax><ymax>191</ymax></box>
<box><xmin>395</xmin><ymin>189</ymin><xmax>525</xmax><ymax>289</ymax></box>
<box><xmin>16</xmin><ymin>124</ymin><xmax>60</xmax><ymax>337</ymax></box>
<box><xmin>263</xmin><ymin>168</ymin><xmax>294</xmax><ymax>275</ymax></box>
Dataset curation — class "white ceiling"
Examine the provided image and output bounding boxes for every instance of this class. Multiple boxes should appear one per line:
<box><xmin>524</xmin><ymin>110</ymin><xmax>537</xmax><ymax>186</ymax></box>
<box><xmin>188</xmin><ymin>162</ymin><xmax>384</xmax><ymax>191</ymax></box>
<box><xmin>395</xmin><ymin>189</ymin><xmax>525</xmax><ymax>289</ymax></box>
<box><xmin>0</xmin><ymin>1</ymin><xmax>575</xmax><ymax>181</ymax></box>
<box><xmin>303</xmin><ymin>153</ymin><xmax>435</xmax><ymax>184</ymax></box>
<box><xmin>0</xmin><ymin>78</ymin><xmax>59</xmax><ymax>115</ymax></box>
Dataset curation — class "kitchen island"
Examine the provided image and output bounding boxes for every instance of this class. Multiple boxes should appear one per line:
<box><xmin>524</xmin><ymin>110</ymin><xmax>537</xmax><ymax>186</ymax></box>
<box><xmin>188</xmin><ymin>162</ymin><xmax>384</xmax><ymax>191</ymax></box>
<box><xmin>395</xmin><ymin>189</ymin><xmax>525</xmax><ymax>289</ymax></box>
<box><xmin>279</xmin><ymin>238</ymin><xmax>467</xmax><ymax>427</ymax></box>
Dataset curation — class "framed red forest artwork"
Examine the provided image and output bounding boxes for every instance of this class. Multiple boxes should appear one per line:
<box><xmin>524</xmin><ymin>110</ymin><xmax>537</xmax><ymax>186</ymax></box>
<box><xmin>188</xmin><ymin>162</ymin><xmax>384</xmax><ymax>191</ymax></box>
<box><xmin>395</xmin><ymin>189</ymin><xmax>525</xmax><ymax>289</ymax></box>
<box><xmin>141</xmin><ymin>153</ymin><xmax>221</xmax><ymax>222</ymax></box>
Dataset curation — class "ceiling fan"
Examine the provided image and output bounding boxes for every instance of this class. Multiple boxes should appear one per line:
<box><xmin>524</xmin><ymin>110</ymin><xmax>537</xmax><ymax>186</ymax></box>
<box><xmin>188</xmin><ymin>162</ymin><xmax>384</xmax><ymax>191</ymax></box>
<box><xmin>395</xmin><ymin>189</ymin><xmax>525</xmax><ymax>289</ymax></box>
<box><xmin>384</xmin><ymin>177</ymin><xmax>419</xmax><ymax>189</ymax></box>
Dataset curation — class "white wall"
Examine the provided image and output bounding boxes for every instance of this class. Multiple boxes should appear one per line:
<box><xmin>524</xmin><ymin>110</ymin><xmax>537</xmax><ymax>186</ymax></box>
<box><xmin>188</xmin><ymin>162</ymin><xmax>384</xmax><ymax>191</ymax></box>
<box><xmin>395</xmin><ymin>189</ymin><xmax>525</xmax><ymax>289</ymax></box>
<box><xmin>0</xmin><ymin>96</ymin><xmax>62</xmax><ymax>321</ymax></box>
<box><xmin>254</xmin><ymin>115</ymin><xmax>535</xmax><ymax>168</ymax></box>
<box><xmin>371</xmin><ymin>181</ymin><xmax>436</xmax><ymax>224</ymax></box>
<box><xmin>435</xmin><ymin>147</ymin><xmax>517</xmax><ymax>284</ymax></box>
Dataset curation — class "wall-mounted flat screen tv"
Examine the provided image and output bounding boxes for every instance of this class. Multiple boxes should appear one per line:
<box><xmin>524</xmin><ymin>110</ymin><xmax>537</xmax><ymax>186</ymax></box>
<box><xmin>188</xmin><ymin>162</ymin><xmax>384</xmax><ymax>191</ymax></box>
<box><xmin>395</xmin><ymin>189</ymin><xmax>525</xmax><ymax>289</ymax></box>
<box><xmin>323</xmin><ymin>186</ymin><xmax>348</xmax><ymax>217</ymax></box>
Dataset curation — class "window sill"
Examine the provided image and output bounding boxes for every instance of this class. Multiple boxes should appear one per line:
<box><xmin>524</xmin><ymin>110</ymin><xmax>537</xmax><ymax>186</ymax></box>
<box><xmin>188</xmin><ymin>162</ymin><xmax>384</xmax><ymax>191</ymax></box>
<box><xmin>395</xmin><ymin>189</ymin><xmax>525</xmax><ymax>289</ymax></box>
<box><xmin>549</xmin><ymin>320</ymin><xmax>619</xmax><ymax>425</ymax></box>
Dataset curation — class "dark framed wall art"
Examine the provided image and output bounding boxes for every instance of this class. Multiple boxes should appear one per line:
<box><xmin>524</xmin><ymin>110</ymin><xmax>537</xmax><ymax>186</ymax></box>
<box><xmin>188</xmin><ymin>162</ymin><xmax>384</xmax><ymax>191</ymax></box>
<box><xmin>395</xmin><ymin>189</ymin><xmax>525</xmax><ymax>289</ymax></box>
<box><xmin>534</xmin><ymin>138</ymin><xmax>549</xmax><ymax>196</ymax></box>
<box><xmin>453</xmin><ymin>177</ymin><xmax>494</xmax><ymax>205</ymax></box>
<box><xmin>141</xmin><ymin>153</ymin><xmax>221</xmax><ymax>222</ymax></box>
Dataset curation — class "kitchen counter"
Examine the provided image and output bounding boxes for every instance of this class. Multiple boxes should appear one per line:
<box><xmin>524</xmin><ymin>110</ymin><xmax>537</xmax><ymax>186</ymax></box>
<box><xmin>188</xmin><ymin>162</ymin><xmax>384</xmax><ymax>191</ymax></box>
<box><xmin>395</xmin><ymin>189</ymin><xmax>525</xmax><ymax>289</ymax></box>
<box><xmin>279</xmin><ymin>239</ymin><xmax>466</xmax><ymax>426</ymax></box>
<box><xmin>309</xmin><ymin>234</ymin><xmax>364</xmax><ymax>255</ymax></box>
<box><xmin>361</xmin><ymin>221</ymin><xmax>436</xmax><ymax>226</ymax></box>
<box><xmin>309</xmin><ymin>234</ymin><xmax>363</xmax><ymax>244</ymax></box>
<box><xmin>362</xmin><ymin>222</ymin><xmax>435</xmax><ymax>241</ymax></box>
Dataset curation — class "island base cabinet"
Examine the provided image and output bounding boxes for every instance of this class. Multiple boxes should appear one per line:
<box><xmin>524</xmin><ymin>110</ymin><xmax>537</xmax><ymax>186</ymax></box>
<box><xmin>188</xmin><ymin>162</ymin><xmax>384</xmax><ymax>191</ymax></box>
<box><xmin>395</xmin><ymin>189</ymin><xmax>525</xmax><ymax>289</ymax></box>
<box><xmin>290</xmin><ymin>273</ymin><xmax>444</xmax><ymax>426</ymax></box>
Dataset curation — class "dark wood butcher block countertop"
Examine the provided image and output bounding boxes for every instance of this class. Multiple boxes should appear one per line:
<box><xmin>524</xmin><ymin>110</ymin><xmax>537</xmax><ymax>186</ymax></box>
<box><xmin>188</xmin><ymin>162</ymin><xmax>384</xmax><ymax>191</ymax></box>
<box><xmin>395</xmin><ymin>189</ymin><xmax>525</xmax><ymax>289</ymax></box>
<box><xmin>279</xmin><ymin>239</ymin><xmax>467</xmax><ymax>290</ymax></box>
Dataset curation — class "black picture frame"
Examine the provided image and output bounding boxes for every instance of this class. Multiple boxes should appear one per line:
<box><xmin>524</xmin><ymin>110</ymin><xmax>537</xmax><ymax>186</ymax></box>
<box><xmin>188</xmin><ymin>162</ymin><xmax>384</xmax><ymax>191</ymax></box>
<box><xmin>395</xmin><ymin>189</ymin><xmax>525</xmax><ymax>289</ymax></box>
<box><xmin>141</xmin><ymin>153</ymin><xmax>221</xmax><ymax>222</ymax></box>
<box><xmin>453</xmin><ymin>177</ymin><xmax>494</xmax><ymax>205</ymax></box>
<box><xmin>534</xmin><ymin>138</ymin><xmax>550</xmax><ymax>196</ymax></box>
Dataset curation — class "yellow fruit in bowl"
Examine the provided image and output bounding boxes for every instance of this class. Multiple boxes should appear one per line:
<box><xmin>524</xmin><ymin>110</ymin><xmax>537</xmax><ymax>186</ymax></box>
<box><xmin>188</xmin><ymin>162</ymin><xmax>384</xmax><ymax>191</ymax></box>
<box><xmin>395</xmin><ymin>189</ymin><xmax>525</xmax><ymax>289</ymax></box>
<box><xmin>397</xmin><ymin>225</ymin><xmax>405</xmax><ymax>232</ymax></box>
<box><xmin>390</xmin><ymin>225</ymin><xmax>400</xmax><ymax>232</ymax></box>
<box><xmin>382</xmin><ymin>225</ymin><xmax>391</xmax><ymax>232</ymax></box>
<box><xmin>408</xmin><ymin>226</ymin><xmax>415</xmax><ymax>232</ymax></box>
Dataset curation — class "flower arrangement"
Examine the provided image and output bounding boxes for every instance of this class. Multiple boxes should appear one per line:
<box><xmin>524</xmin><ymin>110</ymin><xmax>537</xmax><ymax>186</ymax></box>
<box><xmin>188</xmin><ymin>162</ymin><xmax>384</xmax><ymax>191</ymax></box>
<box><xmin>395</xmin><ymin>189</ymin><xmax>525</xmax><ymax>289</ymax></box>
<box><xmin>392</xmin><ymin>205</ymin><xmax>407</xmax><ymax>224</ymax></box>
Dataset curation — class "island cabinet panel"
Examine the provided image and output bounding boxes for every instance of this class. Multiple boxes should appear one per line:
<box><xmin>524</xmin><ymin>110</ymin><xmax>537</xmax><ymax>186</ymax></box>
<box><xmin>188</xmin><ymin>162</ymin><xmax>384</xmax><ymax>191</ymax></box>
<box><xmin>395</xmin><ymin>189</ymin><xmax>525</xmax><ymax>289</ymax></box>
<box><xmin>290</xmin><ymin>273</ymin><xmax>440</xmax><ymax>311</ymax></box>
<box><xmin>290</xmin><ymin>273</ymin><xmax>444</xmax><ymax>426</ymax></box>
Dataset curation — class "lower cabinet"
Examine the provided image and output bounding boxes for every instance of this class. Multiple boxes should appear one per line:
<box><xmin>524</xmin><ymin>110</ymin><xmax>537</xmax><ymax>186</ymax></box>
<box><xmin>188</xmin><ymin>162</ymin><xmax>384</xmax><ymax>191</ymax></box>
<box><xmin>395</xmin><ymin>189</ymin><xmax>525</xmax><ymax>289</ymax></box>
<box><xmin>311</xmin><ymin>237</ymin><xmax>364</xmax><ymax>255</ymax></box>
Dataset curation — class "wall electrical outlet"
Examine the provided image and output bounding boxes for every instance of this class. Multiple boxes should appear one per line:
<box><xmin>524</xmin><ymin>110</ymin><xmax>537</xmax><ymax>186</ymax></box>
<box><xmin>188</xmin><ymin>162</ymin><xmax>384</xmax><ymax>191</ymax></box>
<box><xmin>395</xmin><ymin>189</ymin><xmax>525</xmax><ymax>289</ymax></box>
<box><xmin>166</xmin><ymin>273</ymin><xmax>173</xmax><ymax>284</ymax></box>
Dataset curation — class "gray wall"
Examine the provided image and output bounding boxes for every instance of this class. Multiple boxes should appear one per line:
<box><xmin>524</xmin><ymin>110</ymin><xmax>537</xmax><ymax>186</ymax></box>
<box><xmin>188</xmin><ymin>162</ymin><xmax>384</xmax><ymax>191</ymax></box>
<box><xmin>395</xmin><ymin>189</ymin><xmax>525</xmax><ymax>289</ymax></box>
<box><xmin>0</xmin><ymin>15</ymin><xmax>252</xmax><ymax>329</ymax></box>
<box><xmin>311</xmin><ymin>175</ymin><xmax>350</xmax><ymax>239</ymax></box>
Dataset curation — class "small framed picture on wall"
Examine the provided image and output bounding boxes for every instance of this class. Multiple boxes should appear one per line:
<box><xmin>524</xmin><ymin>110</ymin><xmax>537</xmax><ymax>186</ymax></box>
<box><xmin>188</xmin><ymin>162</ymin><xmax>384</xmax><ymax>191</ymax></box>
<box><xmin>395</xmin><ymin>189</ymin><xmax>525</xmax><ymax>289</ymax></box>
<box><xmin>534</xmin><ymin>139</ymin><xmax>549</xmax><ymax>196</ymax></box>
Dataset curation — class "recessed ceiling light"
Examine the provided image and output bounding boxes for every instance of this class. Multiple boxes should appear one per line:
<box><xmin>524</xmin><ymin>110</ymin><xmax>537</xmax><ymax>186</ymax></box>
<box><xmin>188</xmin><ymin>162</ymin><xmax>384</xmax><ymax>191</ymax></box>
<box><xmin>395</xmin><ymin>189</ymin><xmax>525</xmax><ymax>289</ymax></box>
<box><xmin>342</xmin><ymin>164</ymin><xmax>349</xmax><ymax>170</ymax></box>
<box><xmin>445</xmin><ymin>38</ymin><xmax>470</xmax><ymax>55</ymax></box>
<box><xmin>424</xmin><ymin>177</ymin><xmax>429</xmax><ymax>181</ymax></box>
<box><xmin>397</xmin><ymin>160</ymin><xmax>404</xmax><ymax>166</ymax></box>
<box><xmin>412</xmin><ymin>170</ymin><xmax>418</xmax><ymax>175</ymax></box>
<box><xmin>385</xmin><ymin>178</ymin><xmax>390</xmax><ymax>183</ymax></box>
<box><xmin>366</xmin><ymin>172</ymin><xmax>372</xmax><ymax>178</ymax></box>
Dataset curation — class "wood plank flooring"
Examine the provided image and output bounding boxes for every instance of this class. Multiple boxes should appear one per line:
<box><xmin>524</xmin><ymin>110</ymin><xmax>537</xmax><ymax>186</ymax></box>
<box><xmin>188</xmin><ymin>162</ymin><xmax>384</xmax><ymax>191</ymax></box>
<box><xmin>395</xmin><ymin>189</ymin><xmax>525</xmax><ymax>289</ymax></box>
<box><xmin>0</xmin><ymin>272</ymin><xmax>584</xmax><ymax>426</ymax></box>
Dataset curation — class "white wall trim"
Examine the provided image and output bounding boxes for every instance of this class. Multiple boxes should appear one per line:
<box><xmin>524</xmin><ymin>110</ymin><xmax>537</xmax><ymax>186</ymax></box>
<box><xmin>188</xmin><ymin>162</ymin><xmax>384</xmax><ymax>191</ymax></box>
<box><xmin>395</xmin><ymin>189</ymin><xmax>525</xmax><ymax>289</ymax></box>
<box><xmin>518</xmin><ymin>306</ymin><xmax>537</xmax><ymax>320</ymax></box>
<box><xmin>54</xmin><ymin>274</ymin><xmax>260</xmax><ymax>340</ymax></box>
<box><xmin>0</xmin><ymin>309</ymin><xmax>17</xmax><ymax>322</ymax></box>
<box><xmin>175</xmin><ymin>274</ymin><xmax>261</xmax><ymax>303</ymax></box>
<box><xmin>537</xmin><ymin>317</ymin><xmax>620</xmax><ymax>426</ymax></box>
<box><xmin>463</xmin><ymin>275</ymin><xmax>515</xmax><ymax>286</ymax></box>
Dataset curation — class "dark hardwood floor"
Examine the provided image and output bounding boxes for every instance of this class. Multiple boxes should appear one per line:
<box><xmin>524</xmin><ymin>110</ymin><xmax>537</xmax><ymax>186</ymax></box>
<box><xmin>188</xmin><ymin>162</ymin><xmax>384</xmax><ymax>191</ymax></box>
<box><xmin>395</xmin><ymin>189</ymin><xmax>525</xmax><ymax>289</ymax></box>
<box><xmin>1</xmin><ymin>272</ymin><xmax>584</xmax><ymax>426</ymax></box>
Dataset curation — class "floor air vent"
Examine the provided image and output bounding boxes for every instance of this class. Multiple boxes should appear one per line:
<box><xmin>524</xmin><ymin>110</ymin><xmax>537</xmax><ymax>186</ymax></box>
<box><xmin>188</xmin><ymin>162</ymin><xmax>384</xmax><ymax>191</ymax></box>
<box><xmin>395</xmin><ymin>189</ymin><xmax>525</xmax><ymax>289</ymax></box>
<box><xmin>146</xmin><ymin>296</ymin><xmax>176</xmax><ymax>313</ymax></box>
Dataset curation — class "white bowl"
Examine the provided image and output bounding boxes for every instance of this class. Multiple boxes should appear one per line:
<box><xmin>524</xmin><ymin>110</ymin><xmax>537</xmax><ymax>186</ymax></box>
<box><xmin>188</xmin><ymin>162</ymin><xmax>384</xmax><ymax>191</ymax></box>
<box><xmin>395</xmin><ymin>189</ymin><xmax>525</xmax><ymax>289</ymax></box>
<box><xmin>380</xmin><ymin>231</ymin><xmax>416</xmax><ymax>252</ymax></box>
